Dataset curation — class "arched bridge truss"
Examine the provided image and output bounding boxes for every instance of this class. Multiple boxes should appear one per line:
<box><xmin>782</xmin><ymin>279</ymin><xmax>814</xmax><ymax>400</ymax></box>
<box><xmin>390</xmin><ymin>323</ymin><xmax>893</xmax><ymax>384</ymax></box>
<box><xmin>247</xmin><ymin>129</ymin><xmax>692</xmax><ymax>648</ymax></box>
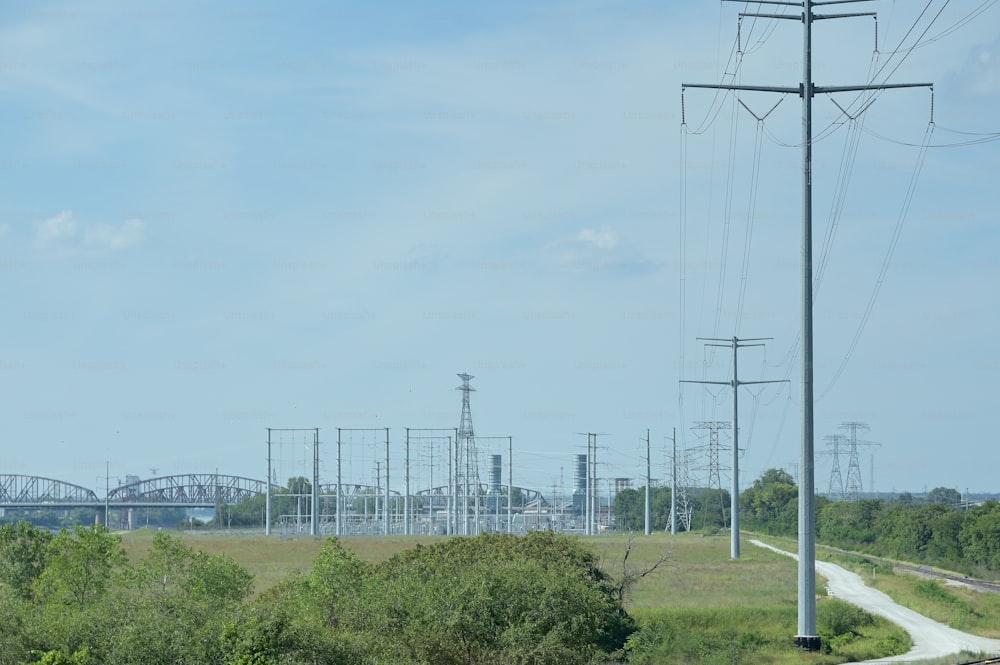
<box><xmin>109</xmin><ymin>475</ymin><xmax>267</xmax><ymax>506</ymax></box>
<box><xmin>0</xmin><ymin>475</ymin><xmax>100</xmax><ymax>505</ymax></box>
<box><xmin>0</xmin><ymin>474</ymin><xmax>267</xmax><ymax>509</ymax></box>
<box><xmin>318</xmin><ymin>483</ymin><xmax>401</xmax><ymax>497</ymax></box>
<box><xmin>415</xmin><ymin>484</ymin><xmax>547</xmax><ymax>507</ymax></box>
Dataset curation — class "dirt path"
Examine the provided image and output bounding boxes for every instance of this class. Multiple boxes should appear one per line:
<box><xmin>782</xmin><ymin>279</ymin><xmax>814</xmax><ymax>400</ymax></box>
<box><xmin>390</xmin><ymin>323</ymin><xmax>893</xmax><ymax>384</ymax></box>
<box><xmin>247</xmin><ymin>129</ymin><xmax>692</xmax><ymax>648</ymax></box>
<box><xmin>750</xmin><ymin>539</ymin><xmax>1000</xmax><ymax>663</ymax></box>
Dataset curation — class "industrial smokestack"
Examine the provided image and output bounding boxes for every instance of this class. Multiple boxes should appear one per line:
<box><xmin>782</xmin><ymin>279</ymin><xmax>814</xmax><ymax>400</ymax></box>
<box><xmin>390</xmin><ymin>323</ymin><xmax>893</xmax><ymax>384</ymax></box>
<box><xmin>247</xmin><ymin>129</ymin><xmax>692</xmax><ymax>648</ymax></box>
<box><xmin>574</xmin><ymin>454</ymin><xmax>587</xmax><ymax>494</ymax></box>
<box><xmin>573</xmin><ymin>454</ymin><xmax>587</xmax><ymax>516</ymax></box>
<box><xmin>490</xmin><ymin>454</ymin><xmax>502</xmax><ymax>493</ymax></box>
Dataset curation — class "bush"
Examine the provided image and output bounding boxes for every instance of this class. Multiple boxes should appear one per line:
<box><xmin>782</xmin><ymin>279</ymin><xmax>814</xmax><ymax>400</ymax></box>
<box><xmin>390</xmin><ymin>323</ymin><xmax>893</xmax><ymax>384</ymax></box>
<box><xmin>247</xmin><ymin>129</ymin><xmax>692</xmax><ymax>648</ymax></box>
<box><xmin>230</xmin><ymin>533</ymin><xmax>636</xmax><ymax>665</ymax></box>
<box><xmin>819</xmin><ymin>599</ymin><xmax>874</xmax><ymax>637</ymax></box>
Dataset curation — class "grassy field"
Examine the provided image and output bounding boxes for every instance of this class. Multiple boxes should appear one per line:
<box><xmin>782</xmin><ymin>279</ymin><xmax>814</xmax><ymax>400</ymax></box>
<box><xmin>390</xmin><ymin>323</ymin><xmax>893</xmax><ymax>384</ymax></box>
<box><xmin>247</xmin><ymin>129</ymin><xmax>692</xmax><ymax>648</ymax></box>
<box><xmin>121</xmin><ymin>529</ymin><xmax>434</xmax><ymax>592</ymax></box>
<box><xmin>120</xmin><ymin>529</ymin><xmax>922</xmax><ymax>664</ymax></box>
<box><xmin>121</xmin><ymin>529</ymin><xmax>797</xmax><ymax>604</ymax></box>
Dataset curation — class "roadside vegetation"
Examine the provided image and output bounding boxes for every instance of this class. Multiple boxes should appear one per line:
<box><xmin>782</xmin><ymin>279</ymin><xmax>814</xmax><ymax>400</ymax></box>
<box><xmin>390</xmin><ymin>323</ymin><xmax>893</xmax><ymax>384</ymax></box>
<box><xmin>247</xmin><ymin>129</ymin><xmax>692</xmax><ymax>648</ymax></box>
<box><xmin>816</xmin><ymin>549</ymin><xmax>1000</xmax><ymax>638</ymax></box>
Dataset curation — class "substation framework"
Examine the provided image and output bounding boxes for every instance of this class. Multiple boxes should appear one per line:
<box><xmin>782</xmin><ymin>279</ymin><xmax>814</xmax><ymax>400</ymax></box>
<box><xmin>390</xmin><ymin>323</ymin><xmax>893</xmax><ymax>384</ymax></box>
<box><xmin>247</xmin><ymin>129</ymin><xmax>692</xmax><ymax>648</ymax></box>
<box><xmin>265</xmin><ymin>426</ymin><xmax>553</xmax><ymax>537</ymax></box>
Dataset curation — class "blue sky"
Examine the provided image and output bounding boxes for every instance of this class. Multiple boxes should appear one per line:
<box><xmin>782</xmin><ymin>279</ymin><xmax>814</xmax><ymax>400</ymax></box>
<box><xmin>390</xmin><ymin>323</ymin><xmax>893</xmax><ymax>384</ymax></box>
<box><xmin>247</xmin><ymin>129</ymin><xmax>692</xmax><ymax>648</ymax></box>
<box><xmin>1</xmin><ymin>1</ymin><xmax>997</xmax><ymax>500</ymax></box>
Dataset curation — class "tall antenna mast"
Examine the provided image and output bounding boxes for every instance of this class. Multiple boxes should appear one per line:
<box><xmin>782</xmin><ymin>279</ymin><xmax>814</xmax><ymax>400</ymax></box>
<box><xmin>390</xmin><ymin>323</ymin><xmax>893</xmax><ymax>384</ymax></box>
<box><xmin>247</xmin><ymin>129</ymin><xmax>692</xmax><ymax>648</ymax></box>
<box><xmin>683</xmin><ymin>0</ymin><xmax>932</xmax><ymax>650</ymax></box>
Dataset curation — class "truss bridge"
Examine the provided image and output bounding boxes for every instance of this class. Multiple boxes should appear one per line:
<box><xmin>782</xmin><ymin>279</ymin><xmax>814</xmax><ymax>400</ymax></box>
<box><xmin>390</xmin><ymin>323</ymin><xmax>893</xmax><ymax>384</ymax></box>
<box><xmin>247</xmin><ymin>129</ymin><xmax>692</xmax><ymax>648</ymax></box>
<box><xmin>0</xmin><ymin>473</ymin><xmax>267</xmax><ymax>510</ymax></box>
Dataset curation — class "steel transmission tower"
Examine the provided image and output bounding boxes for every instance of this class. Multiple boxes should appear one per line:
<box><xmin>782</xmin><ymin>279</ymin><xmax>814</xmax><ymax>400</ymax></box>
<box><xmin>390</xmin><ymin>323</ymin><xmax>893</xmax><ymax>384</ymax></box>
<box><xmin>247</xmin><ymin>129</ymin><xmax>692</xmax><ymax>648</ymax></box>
<box><xmin>840</xmin><ymin>422</ymin><xmax>880</xmax><ymax>502</ymax></box>
<box><xmin>666</xmin><ymin>428</ymin><xmax>695</xmax><ymax>534</ymax></box>
<box><xmin>823</xmin><ymin>434</ymin><xmax>846</xmax><ymax>501</ymax></box>
<box><xmin>456</xmin><ymin>372</ymin><xmax>479</xmax><ymax>535</ymax></box>
<box><xmin>684</xmin><ymin>0</ymin><xmax>931</xmax><ymax>650</ymax></box>
<box><xmin>691</xmin><ymin>421</ymin><xmax>731</xmax><ymax>529</ymax></box>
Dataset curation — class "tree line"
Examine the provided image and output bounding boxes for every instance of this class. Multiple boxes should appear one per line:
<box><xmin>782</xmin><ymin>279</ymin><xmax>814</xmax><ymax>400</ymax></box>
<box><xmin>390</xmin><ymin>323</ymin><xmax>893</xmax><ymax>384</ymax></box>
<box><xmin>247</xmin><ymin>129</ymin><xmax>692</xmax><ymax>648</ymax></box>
<box><xmin>616</xmin><ymin>469</ymin><xmax>1000</xmax><ymax>576</ymax></box>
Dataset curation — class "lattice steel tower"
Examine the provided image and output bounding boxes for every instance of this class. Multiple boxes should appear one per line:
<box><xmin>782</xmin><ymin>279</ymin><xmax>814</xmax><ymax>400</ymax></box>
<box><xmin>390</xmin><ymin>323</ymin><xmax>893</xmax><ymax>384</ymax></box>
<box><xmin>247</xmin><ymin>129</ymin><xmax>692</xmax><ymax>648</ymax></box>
<box><xmin>456</xmin><ymin>372</ymin><xmax>479</xmax><ymax>534</ymax></box>
<box><xmin>840</xmin><ymin>422</ymin><xmax>881</xmax><ymax>501</ymax></box>
<box><xmin>692</xmin><ymin>421</ymin><xmax>731</xmax><ymax>528</ymax></box>
<box><xmin>841</xmin><ymin>422</ymin><xmax>870</xmax><ymax>502</ymax></box>
<box><xmin>823</xmin><ymin>434</ymin><xmax>845</xmax><ymax>501</ymax></box>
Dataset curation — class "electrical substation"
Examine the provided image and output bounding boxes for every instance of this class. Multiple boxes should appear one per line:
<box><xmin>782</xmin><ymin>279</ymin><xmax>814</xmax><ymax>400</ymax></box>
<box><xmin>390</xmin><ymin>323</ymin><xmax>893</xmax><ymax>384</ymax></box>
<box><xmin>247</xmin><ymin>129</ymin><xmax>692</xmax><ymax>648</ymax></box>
<box><xmin>262</xmin><ymin>373</ymin><xmax>613</xmax><ymax>537</ymax></box>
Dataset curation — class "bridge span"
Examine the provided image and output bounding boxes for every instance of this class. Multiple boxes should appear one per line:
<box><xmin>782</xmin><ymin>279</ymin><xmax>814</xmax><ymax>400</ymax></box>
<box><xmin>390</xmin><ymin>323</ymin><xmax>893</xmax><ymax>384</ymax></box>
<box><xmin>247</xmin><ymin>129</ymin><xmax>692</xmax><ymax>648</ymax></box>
<box><xmin>0</xmin><ymin>473</ymin><xmax>268</xmax><ymax>510</ymax></box>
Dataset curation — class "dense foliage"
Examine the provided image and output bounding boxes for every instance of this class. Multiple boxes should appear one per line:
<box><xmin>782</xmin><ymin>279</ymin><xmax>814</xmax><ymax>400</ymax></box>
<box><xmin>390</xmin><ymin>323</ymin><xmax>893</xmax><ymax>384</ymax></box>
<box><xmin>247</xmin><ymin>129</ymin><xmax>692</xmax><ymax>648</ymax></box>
<box><xmin>0</xmin><ymin>524</ymin><xmax>634</xmax><ymax>664</ymax></box>
<box><xmin>0</xmin><ymin>524</ymin><xmax>252</xmax><ymax>664</ymax></box>
<box><xmin>227</xmin><ymin>531</ymin><xmax>636</xmax><ymax>665</ymax></box>
<box><xmin>738</xmin><ymin>469</ymin><xmax>1000</xmax><ymax>577</ymax></box>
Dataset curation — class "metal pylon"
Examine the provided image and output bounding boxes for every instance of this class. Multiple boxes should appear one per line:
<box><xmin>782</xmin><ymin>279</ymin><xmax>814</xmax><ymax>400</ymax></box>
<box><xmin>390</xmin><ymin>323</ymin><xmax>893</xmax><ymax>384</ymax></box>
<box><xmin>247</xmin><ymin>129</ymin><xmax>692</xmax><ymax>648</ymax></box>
<box><xmin>456</xmin><ymin>372</ymin><xmax>478</xmax><ymax>534</ymax></box>
<box><xmin>824</xmin><ymin>434</ymin><xmax>845</xmax><ymax>501</ymax></box>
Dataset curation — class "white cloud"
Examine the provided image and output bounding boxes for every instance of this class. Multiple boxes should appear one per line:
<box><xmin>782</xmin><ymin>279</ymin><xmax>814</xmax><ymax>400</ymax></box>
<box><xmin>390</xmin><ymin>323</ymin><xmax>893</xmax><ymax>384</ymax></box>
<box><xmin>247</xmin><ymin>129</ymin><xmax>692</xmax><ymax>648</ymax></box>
<box><xmin>972</xmin><ymin>46</ymin><xmax>999</xmax><ymax>95</ymax></box>
<box><xmin>35</xmin><ymin>210</ymin><xmax>78</xmax><ymax>247</ymax></box>
<box><xmin>84</xmin><ymin>219</ymin><xmax>143</xmax><ymax>251</ymax></box>
<box><xmin>34</xmin><ymin>211</ymin><xmax>142</xmax><ymax>252</ymax></box>
<box><xmin>576</xmin><ymin>227</ymin><xmax>619</xmax><ymax>250</ymax></box>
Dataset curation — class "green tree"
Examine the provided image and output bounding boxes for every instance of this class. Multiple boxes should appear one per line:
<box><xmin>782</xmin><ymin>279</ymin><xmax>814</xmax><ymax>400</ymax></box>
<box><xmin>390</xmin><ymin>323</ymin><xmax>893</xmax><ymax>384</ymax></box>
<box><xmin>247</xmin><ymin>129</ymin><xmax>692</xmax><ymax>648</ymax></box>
<box><xmin>926</xmin><ymin>487</ymin><xmax>961</xmax><ymax>506</ymax></box>
<box><xmin>694</xmin><ymin>488</ymin><xmax>730</xmax><ymax>530</ymax></box>
<box><xmin>613</xmin><ymin>488</ymin><xmax>643</xmax><ymax>530</ymax></box>
<box><xmin>34</xmin><ymin>525</ymin><xmax>127</xmax><ymax>610</ymax></box>
<box><xmin>959</xmin><ymin>501</ymin><xmax>1000</xmax><ymax>572</ymax></box>
<box><xmin>613</xmin><ymin>486</ymin><xmax>675</xmax><ymax>531</ymax></box>
<box><xmin>740</xmin><ymin>468</ymin><xmax>798</xmax><ymax>535</ymax></box>
<box><xmin>0</xmin><ymin>520</ymin><xmax>52</xmax><ymax>599</ymax></box>
<box><xmin>221</xmin><ymin>539</ymin><xmax>377</xmax><ymax>665</ymax></box>
<box><xmin>106</xmin><ymin>531</ymin><xmax>253</xmax><ymax>665</ymax></box>
<box><xmin>875</xmin><ymin>503</ymin><xmax>930</xmax><ymax>559</ymax></box>
<box><xmin>817</xmin><ymin>499</ymin><xmax>883</xmax><ymax>548</ymax></box>
<box><xmin>922</xmin><ymin>505</ymin><xmax>964</xmax><ymax>565</ymax></box>
<box><xmin>214</xmin><ymin>494</ymin><xmax>267</xmax><ymax>528</ymax></box>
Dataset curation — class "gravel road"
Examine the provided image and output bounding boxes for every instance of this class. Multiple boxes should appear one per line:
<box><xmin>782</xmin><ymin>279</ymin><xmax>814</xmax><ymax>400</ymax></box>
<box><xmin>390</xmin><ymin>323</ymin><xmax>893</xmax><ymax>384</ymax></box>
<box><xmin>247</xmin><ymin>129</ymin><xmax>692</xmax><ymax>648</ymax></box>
<box><xmin>750</xmin><ymin>539</ymin><xmax>1000</xmax><ymax>663</ymax></box>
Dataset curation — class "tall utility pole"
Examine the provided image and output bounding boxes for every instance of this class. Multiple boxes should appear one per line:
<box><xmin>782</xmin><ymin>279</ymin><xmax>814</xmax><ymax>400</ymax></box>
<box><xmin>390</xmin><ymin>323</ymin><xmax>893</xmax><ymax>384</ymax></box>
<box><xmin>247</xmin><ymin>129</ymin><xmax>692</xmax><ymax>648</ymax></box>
<box><xmin>683</xmin><ymin>337</ymin><xmax>785</xmax><ymax>559</ymax></box>
<box><xmin>576</xmin><ymin>432</ymin><xmax>607</xmax><ymax>535</ymax></box>
<box><xmin>644</xmin><ymin>428</ymin><xmax>652</xmax><ymax>536</ymax></box>
<box><xmin>265</xmin><ymin>430</ymin><xmax>273</xmax><ymax>536</ymax></box>
<box><xmin>336</xmin><ymin>428</ymin><xmax>342</xmax><ymax>536</ymax></box>
<box><xmin>383</xmin><ymin>428</ymin><xmax>390</xmax><ymax>536</ymax></box>
<box><xmin>684</xmin><ymin>0</ymin><xmax>931</xmax><ymax>649</ymax></box>
<box><xmin>668</xmin><ymin>427</ymin><xmax>678</xmax><ymax>535</ymax></box>
<box><xmin>405</xmin><ymin>428</ymin><xmax>411</xmax><ymax>536</ymax></box>
<box><xmin>590</xmin><ymin>434</ymin><xmax>598</xmax><ymax>534</ymax></box>
<box><xmin>312</xmin><ymin>428</ymin><xmax>320</xmax><ymax>537</ymax></box>
<box><xmin>508</xmin><ymin>436</ymin><xmax>513</xmax><ymax>534</ymax></box>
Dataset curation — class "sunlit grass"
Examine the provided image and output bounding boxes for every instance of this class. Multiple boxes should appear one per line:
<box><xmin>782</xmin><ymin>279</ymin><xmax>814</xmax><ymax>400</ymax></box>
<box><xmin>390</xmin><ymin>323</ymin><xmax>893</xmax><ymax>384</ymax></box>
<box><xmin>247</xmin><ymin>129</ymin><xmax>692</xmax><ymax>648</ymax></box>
<box><xmin>586</xmin><ymin>531</ymin><xmax>798</xmax><ymax>611</ymax></box>
<box><xmin>120</xmin><ymin>529</ymin><xmax>441</xmax><ymax>593</ymax></box>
